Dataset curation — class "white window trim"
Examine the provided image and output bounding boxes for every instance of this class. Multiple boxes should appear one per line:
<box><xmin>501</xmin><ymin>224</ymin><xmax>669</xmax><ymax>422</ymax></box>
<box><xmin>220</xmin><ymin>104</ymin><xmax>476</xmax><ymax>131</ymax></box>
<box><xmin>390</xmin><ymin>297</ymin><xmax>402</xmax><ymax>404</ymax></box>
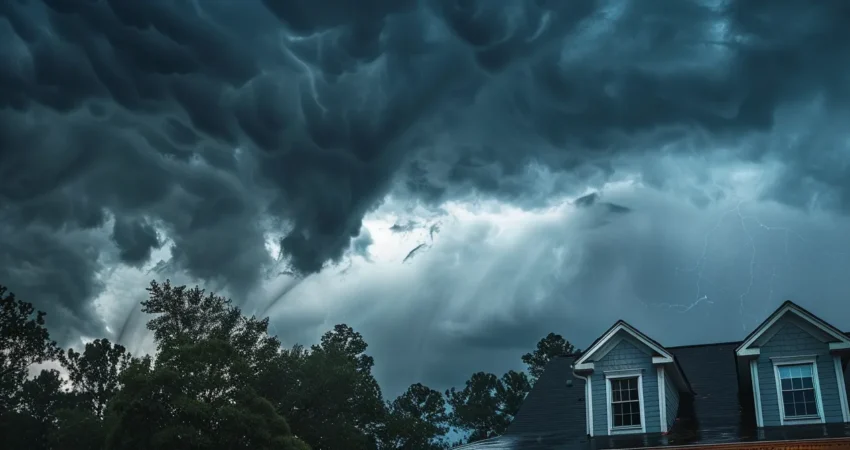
<box><xmin>772</xmin><ymin>356</ymin><xmax>825</xmax><ymax>426</ymax></box>
<box><xmin>832</xmin><ymin>355</ymin><xmax>850</xmax><ymax>423</ymax></box>
<box><xmin>587</xmin><ymin>374</ymin><xmax>594</xmax><ymax>436</ymax></box>
<box><xmin>657</xmin><ymin>367</ymin><xmax>667</xmax><ymax>433</ymax></box>
<box><xmin>605</xmin><ymin>369</ymin><xmax>646</xmax><ymax>435</ymax></box>
<box><xmin>750</xmin><ymin>359</ymin><xmax>764</xmax><ymax>428</ymax></box>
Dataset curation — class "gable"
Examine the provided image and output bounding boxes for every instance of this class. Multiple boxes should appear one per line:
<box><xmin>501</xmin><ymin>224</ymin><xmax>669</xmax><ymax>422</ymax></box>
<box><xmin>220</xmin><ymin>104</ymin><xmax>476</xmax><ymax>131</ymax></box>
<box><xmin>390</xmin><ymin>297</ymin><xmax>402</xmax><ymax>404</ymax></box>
<box><xmin>589</xmin><ymin>331</ymin><xmax>654</xmax><ymax>364</ymax></box>
<box><xmin>736</xmin><ymin>301</ymin><xmax>850</xmax><ymax>357</ymax></box>
<box><xmin>575</xmin><ymin>321</ymin><xmax>673</xmax><ymax>367</ymax></box>
<box><xmin>574</xmin><ymin>320</ymin><xmax>693</xmax><ymax>394</ymax></box>
<box><xmin>759</xmin><ymin>315</ymin><xmax>831</xmax><ymax>350</ymax></box>
<box><xmin>594</xmin><ymin>337</ymin><xmax>652</xmax><ymax>370</ymax></box>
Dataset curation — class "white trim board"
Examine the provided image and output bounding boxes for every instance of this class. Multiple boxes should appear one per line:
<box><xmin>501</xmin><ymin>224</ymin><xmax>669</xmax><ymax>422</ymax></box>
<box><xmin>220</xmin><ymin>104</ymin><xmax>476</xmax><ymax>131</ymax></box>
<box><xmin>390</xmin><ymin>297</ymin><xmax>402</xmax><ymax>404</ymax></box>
<box><xmin>657</xmin><ymin>366</ymin><xmax>667</xmax><ymax>433</ymax></box>
<box><xmin>750</xmin><ymin>359</ymin><xmax>764</xmax><ymax>428</ymax></box>
<box><xmin>772</xmin><ymin>356</ymin><xmax>825</xmax><ymax>426</ymax></box>
<box><xmin>736</xmin><ymin>302</ymin><xmax>850</xmax><ymax>356</ymax></box>
<box><xmin>833</xmin><ymin>355</ymin><xmax>850</xmax><ymax>423</ymax></box>
<box><xmin>605</xmin><ymin>369</ymin><xmax>646</xmax><ymax>435</ymax></box>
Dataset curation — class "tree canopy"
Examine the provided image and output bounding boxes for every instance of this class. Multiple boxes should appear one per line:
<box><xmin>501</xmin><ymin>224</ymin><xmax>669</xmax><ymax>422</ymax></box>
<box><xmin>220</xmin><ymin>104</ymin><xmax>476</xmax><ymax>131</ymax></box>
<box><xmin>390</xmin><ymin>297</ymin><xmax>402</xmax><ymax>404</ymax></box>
<box><xmin>0</xmin><ymin>282</ymin><xmax>576</xmax><ymax>449</ymax></box>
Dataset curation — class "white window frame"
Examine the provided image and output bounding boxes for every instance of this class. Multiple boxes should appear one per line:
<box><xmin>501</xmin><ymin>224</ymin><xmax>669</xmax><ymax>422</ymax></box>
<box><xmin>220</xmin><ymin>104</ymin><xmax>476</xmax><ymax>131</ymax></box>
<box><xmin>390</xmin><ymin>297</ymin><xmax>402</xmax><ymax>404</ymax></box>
<box><xmin>605</xmin><ymin>369</ymin><xmax>646</xmax><ymax>435</ymax></box>
<box><xmin>772</xmin><ymin>356</ymin><xmax>825</xmax><ymax>425</ymax></box>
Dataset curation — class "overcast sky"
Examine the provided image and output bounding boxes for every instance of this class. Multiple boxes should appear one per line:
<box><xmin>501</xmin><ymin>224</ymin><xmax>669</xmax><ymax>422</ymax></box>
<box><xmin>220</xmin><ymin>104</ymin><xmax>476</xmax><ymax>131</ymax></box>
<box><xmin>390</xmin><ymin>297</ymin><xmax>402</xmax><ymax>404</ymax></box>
<box><xmin>3</xmin><ymin>0</ymin><xmax>850</xmax><ymax>399</ymax></box>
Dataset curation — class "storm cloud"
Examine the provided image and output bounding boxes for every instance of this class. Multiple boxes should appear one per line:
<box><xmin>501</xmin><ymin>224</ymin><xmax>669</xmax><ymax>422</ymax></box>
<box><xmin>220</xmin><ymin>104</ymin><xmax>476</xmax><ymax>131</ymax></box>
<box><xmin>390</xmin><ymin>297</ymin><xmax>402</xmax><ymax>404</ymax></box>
<box><xmin>2</xmin><ymin>0</ymin><xmax>850</xmax><ymax>390</ymax></box>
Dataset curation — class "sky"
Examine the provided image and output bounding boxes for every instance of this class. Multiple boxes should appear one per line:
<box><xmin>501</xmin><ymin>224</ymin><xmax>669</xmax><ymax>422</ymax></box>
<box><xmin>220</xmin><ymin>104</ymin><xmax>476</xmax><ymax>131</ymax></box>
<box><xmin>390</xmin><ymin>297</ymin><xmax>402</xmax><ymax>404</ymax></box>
<box><xmin>2</xmin><ymin>0</ymin><xmax>850</xmax><ymax>399</ymax></box>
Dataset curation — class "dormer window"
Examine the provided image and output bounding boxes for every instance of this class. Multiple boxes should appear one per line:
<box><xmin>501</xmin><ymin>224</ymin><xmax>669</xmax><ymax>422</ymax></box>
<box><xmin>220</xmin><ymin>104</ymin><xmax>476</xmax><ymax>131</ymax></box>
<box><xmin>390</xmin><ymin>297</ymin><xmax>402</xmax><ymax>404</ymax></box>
<box><xmin>605</xmin><ymin>370</ymin><xmax>646</xmax><ymax>434</ymax></box>
<box><xmin>774</xmin><ymin>359</ymin><xmax>824</xmax><ymax>424</ymax></box>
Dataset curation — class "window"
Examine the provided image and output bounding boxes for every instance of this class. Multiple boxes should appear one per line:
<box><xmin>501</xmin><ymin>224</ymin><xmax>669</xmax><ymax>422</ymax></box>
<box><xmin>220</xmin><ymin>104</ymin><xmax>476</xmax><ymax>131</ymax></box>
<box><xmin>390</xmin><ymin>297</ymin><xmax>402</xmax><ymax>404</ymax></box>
<box><xmin>610</xmin><ymin>377</ymin><xmax>641</xmax><ymax>428</ymax></box>
<box><xmin>777</xmin><ymin>364</ymin><xmax>819</xmax><ymax>419</ymax></box>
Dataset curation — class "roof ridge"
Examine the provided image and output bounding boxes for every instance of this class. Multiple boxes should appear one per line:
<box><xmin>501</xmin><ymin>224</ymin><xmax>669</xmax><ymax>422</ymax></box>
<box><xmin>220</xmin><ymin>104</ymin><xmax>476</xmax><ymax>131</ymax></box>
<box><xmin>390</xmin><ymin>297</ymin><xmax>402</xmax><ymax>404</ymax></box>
<box><xmin>666</xmin><ymin>340</ymin><xmax>743</xmax><ymax>350</ymax></box>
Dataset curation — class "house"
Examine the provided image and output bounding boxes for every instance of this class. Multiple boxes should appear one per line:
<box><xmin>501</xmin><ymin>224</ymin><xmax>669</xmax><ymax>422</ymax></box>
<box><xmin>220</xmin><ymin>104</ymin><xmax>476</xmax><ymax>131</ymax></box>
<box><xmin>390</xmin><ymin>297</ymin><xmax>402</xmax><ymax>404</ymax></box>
<box><xmin>455</xmin><ymin>301</ymin><xmax>850</xmax><ymax>449</ymax></box>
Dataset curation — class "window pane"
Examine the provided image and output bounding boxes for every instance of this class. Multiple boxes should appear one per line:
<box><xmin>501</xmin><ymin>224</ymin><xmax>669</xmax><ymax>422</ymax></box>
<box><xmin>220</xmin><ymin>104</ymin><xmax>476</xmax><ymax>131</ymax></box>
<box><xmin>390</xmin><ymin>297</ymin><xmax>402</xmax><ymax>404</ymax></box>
<box><xmin>613</xmin><ymin>403</ymin><xmax>623</xmax><ymax>415</ymax></box>
<box><xmin>792</xmin><ymin>378</ymin><xmax>803</xmax><ymax>389</ymax></box>
<box><xmin>613</xmin><ymin>390</ymin><xmax>621</xmax><ymax>402</ymax></box>
<box><xmin>779</xmin><ymin>366</ymin><xmax>792</xmax><ymax>378</ymax></box>
<box><xmin>803</xmin><ymin>390</ymin><xmax>816</xmax><ymax>403</ymax></box>
<box><xmin>802</xmin><ymin>377</ymin><xmax>813</xmax><ymax>389</ymax></box>
<box><xmin>782</xmin><ymin>391</ymin><xmax>795</xmax><ymax>404</ymax></box>
<box><xmin>799</xmin><ymin>365</ymin><xmax>812</xmax><ymax>377</ymax></box>
<box><xmin>804</xmin><ymin>402</ymin><xmax>817</xmax><ymax>415</ymax></box>
<box><xmin>614</xmin><ymin>413</ymin><xmax>623</xmax><ymax>427</ymax></box>
<box><xmin>793</xmin><ymin>391</ymin><xmax>805</xmax><ymax>403</ymax></box>
<box><xmin>781</xmin><ymin>378</ymin><xmax>792</xmax><ymax>390</ymax></box>
<box><xmin>630</xmin><ymin>412</ymin><xmax>641</xmax><ymax>426</ymax></box>
<box><xmin>784</xmin><ymin>402</ymin><xmax>796</xmax><ymax>417</ymax></box>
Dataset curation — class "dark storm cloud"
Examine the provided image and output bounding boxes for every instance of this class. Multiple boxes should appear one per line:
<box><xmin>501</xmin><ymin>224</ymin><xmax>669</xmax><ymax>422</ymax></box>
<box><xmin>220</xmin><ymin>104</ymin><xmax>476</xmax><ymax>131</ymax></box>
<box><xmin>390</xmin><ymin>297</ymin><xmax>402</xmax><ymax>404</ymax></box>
<box><xmin>111</xmin><ymin>218</ymin><xmax>161</xmax><ymax>265</ymax></box>
<box><xmin>2</xmin><ymin>0</ymin><xmax>850</xmax><ymax>341</ymax></box>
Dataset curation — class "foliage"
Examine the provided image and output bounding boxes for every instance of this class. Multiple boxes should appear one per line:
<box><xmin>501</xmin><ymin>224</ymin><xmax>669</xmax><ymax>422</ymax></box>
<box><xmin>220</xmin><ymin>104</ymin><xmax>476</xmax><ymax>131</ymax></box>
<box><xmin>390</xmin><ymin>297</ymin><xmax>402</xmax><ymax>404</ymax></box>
<box><xmin>521</xmin><ymin>332</ymin><xmax>576</xmax><ymax>382</ymax></box>
<box><xmin>106</xmin><ymin>341</ymin><xmax>308</xmax><ymax>450</ymax></box>
<box><xmin>0</xmin><ymin>281</ymin><xmax>573</xmax><ymax>450</ymax></box>
<box><xmin>379</xmin><ymin>383</ymin><xmax>450</xmax><ymax>450</ymax></box>
<box><xmin>280</xmin><ymin>325</ymin><xmax>386</xmax><ymax>450</ymax></box>
<box><xmin>0</xmin><ymin>286</ymin><xmax>61</xmax><ymax>411</ymax></box>
<box><xmin>62</xmin><ymin>338</ymin><xmax>131</xmax><ymax>417</ymax></box>
<box><xmin>445</xmin><ymin>370</ymin><xmax>531</xmax><ymax>443</ymax></box>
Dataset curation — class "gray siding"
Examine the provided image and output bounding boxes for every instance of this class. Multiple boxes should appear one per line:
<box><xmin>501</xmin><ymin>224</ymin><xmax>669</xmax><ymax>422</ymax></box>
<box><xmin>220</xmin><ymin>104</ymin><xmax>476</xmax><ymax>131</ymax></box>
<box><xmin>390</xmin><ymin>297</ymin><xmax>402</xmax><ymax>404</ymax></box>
<box><xmin>757</xmin><ymin>317</ymin><xmax>844</xmax><ymax>426</ymax></box>
<box><xmin>664</xmin><ymin>366</ymin><xmax>679</xmax><ymax>429</ymax></box>
<box><xmin>591</xmin><ymin>336</ymin><xmax>661</xmax><ymax>435</ymax></box>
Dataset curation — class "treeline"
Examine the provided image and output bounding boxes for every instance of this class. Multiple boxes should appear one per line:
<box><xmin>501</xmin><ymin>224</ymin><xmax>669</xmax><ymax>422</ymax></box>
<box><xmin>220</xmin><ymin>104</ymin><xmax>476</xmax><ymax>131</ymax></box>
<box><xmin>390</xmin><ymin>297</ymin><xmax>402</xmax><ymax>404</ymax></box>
<box><xmin>0</xmin><ymin>281</ymin><xmax>575</xmax><ymax>450</ymax></box>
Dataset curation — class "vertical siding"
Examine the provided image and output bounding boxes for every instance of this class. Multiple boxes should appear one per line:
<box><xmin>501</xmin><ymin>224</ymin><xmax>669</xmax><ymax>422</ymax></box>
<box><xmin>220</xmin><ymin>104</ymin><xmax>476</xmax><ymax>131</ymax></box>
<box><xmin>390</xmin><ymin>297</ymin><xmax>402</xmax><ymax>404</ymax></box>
<box><xmin>591</xmin><ymin>336</ymin><xmax>661</xmax><ymax>435</ymax></box>
<box><xmin>664</xmin><ymin>367</ymin><xmax>680</xmax><ymax>429</ymax></box>
<box><xmin>758</xmin><ymin>317</ymin><xmax>844</xmax><ymax>426</ymax></box>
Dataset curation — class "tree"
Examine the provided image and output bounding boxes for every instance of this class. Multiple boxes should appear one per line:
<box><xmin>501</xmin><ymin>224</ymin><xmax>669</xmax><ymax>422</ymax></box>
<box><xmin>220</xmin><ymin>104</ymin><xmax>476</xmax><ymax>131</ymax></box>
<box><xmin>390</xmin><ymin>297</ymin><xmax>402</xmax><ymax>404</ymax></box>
<box><xmin>141</xmin><ymin>280</ymin><xmax>282</xmax><ymax>372</ymax></box>
<box><xmin>62</xmin><ymin>338</ymin><xmax>131</xmax><ymax>417</ymax></box>
<box><xmin>106</xmin><ymin>340</ymin><xmax>309</xmax><ymax>450</ymax></box>
<box><xmin>0</xmin><ymin>286</ymin><xmax>61</xmax><ymax>411</ymax></box>
<box><xmin>378</xmin><ymin>383</ymin><xmax>450</xmax><ymax>450</ymax></box>
<box><xmin>446</xmin><ymin>370</ymin><xmax>531</xmax><ymax>443</ymax></box>
<box><xmin>521</xmin><ymin>332</ymin><xmax>576</xmax><ymax>382</ymax></box>
<box><xmin>278</xmin><ymin>324</ymin><xmax>386</xmax><ymax>450</ymax></box>
<box><xmin>1</xmin><ymin>369</ymin><xmax>68</xmax><ymax>450</ymax></box>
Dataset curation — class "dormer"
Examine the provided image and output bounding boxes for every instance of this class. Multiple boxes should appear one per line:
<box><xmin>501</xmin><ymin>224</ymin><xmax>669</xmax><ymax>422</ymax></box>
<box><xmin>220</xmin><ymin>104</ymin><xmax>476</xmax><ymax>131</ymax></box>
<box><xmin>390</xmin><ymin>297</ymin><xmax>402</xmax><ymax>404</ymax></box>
<box><xmin>572</xmin><ymin>321</ymin><xmax>693</xmax><ymax>437</ymax></box>
<box><xmin>736</xmin><ymin>301</ymin><xmax>850</xmax><ymax>428</ymax></box>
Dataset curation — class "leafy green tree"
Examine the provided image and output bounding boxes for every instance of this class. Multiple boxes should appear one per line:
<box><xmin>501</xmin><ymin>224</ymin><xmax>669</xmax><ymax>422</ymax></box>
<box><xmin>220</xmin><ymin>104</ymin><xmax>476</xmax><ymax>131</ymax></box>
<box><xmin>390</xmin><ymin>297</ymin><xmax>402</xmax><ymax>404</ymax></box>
<box><xmin>277</xmin><ymin>325</ymin><xmax>385</xmax><ymax>450</ymax></box>
<box><xmin>141</xmin><ymin>280</ymin><xmax>282</xmax><ymax>372</ymax></box>
<box><xmin>0</xmin><ymin>286</ymin><xmax>61</xmax><ymax>411</ymax></box>
<box><xmin>62</xmin><ymin>338</ymin><xmax>131</xmax><ymax>417</ymax></box>
<box><xmin>446</xmin><ymin>370</ymin><xmax>531</xmax><ymax>443</ymax></box>
<box><xmin>378</xmin><ymin>383</ymin><xmax>450</xmax><ymax>450</ymax></box>
<box><xmin>106</xmin><ymin>340</ymin><xmax>309</xmax><ymax>450</ymax></box>
<box><xmin>521</xmin><ymin>332</ymin><xmax>575</xmax><ymax>382</ymax></box>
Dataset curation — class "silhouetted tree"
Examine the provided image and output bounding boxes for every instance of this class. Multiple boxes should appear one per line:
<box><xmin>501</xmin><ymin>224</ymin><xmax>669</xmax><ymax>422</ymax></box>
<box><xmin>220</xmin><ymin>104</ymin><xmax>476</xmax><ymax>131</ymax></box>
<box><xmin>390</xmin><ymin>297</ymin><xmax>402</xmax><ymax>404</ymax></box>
<box><xmin>446</xmin><ymin>370</ymin><xmax>531</xmax><ymax>443</ymax></box>
<box><xmin>379</xmin><ymin>383</ymin><xmax>450</xmax><ymax>449</ymax></box>
<box><xmin>62</xmin><ymin>338</ymin><xmax>131</xmax><ymax>417</ymax></box>
<box><xmin>521</xmin><ymin>332</ymin><xmax>576</xmax><ymax>382</ymax></box>
<box><xmin>0</xmin><ymin>286</ymin><xmax>61</xmax><ymax>411</ymax></box>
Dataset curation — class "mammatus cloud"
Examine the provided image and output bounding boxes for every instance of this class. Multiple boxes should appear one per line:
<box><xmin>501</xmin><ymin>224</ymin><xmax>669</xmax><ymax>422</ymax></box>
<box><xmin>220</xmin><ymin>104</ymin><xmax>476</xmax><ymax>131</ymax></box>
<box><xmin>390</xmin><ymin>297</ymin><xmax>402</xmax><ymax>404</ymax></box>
<box><xmin>2</xmin><ymin>0</ymin><xmax>850</xmax><ymax>383</ymax></box>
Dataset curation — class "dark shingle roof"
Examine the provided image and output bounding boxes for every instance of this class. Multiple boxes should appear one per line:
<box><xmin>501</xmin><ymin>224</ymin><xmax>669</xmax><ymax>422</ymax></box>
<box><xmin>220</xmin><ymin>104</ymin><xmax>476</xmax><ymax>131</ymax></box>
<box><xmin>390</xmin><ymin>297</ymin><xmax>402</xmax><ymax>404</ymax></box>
<box><xmin>504</xmin><ymin>356</ymin><xmax>586</xmax><ymax>438</ymax></box>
